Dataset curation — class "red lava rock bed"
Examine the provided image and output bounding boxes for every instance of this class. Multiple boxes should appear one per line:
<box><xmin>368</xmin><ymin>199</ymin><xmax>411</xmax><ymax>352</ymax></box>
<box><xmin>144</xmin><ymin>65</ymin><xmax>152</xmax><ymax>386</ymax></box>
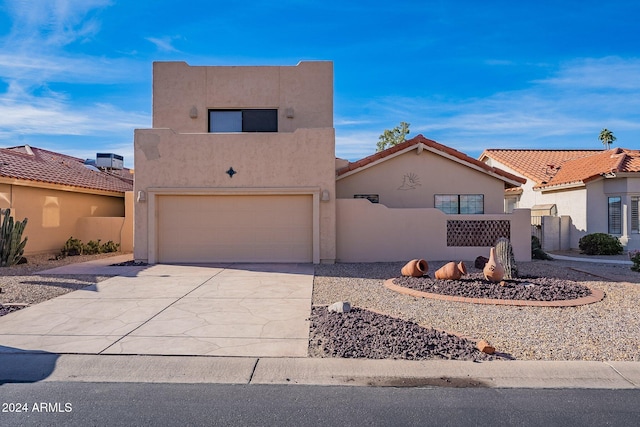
<box><xmin>393</xmin><ymin>272</ymin><xmax>592</xmax><ymax>301</ymax></box>
<box><xmin>309</xmin><ymin>306</ymin><xmax>501</xmax><ymax>362</ymax></box>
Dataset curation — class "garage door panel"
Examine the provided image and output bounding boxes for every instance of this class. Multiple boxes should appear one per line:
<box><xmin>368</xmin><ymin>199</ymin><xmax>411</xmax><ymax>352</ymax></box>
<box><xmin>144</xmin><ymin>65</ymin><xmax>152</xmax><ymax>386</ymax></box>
<box><xmin>157</xmin><ymin>195</ymin><xmax>312</xmax><ymax>263</ymax></box>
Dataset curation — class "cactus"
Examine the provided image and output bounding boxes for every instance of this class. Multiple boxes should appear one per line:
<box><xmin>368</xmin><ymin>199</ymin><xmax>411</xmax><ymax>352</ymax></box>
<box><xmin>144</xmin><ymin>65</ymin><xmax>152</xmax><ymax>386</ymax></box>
<box><xmin>495</xmin><ymin>237</ymin><xmax>518</xmax><ymax>279</ymax></box>
<box><xmin>0</xmin><ymin>209</ymin><xmax>29</xmax><ymax>267</ymax></box>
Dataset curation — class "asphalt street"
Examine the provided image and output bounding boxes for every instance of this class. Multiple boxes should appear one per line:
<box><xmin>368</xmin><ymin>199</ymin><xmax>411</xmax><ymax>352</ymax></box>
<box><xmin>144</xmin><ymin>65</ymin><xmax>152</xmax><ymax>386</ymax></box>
<box><xmin>1</xmin><ymin>382</ymin><xmax>639</xmax><ymax>426</ymax></box>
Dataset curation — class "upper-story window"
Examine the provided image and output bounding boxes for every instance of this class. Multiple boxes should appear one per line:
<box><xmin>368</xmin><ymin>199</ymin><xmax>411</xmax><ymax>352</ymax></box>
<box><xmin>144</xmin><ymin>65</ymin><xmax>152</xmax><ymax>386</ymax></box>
<box><xmin>208</xmin><ymin>109</ymin><xmax>277</xmax><ymax>132</ymax></box>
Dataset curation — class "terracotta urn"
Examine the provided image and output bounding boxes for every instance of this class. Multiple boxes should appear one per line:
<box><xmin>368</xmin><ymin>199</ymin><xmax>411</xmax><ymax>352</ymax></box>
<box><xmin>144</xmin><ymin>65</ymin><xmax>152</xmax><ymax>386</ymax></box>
<box><xmin>401</xmin><ymin>259</ymin><xmax>428</xmax><ymax>277</ymax></box>
<box><xmin>483</xmin><ymin>247</ymin><xmax>505</xmax><ymax>282</ymax></box>
<box><xmin>434</xmin><ymin>261</ymin><xmax>467</xmax><ymax>280</ymax></box>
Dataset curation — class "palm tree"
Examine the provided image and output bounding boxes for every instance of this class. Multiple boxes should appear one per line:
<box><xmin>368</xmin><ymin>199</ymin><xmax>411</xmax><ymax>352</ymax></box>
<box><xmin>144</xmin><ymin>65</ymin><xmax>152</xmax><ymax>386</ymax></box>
<box><xmin>598</xmin><ymin>128</ymin><xmax>616</xmax><ymax>150</ymax></box>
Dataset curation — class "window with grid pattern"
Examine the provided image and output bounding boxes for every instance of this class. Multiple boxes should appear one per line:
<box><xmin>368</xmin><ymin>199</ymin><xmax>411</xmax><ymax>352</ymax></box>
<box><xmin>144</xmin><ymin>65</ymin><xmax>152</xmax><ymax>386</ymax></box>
<box><xmin>435</xmin><ymin>194</ymin><xmax>484</xmax><ymax>214</ymax></box>
<box><xmin>632</xmin><ymin>196</ymin><xmax>639</xmax><ymax>234</ymax></box>
<box><xmin>608</xmin><ymin>196</ymin><xmax>622</xmax><ymax>234</ymax></box>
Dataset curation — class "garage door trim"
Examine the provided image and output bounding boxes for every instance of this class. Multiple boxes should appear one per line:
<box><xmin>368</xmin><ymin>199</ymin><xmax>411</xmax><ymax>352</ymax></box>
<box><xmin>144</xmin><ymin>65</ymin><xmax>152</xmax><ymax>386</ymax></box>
<box><xmin>146</xmin><ymin>187</ymin><xmax>321</xmax><ymax>264</ymax></box>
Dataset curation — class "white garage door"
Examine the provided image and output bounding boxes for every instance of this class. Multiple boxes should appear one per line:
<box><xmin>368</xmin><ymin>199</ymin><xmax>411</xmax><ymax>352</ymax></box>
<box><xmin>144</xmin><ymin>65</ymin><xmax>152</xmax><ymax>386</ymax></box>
<box><xmin>157</xmin><ymin>195</ymin><xmax>313</xmax><ymax>263</ymax></box>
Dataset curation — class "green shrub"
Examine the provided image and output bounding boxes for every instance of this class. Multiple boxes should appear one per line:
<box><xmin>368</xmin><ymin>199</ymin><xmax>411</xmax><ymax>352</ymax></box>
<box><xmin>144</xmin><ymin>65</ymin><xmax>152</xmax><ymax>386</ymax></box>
<box><xmin>59</xmin><ymin>237</ymin><xmax>120</xmax><ymax>258</ymax></box>
<box><xmin>629</xmin><ymin>250</ymin><xmax>640</xmax><ymax>272</ymax></box>
<box><xmin>61</xmin><ymin>237</ymin><xmax>83</xmax><ymax>257</ymax></box>
<box><xmin>578</xmin><ymin>233</ymin><xmax>623</xmax><ymax>255</ymax></box>
<box><xmin>101</xmin><ymin>240</ymin><xmax>120</xmax><ymax>253</ymax></box>
<box><xmin>531</xmin><ymin>235</ymin><xmax>553</xmax><ymax>260</ymax></box>
<box><xmin>84</xmin><ymin>240</ymin><xmax>102</xmax><ymax>255</ymax></box>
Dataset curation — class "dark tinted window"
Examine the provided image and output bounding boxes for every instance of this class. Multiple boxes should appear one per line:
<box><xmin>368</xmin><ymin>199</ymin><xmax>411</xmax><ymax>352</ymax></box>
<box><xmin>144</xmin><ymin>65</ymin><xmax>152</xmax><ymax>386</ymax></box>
<box><xmin>209</xmin><ymin>109</ymin><xmax>277</xmax><ymax>132</ymax></box>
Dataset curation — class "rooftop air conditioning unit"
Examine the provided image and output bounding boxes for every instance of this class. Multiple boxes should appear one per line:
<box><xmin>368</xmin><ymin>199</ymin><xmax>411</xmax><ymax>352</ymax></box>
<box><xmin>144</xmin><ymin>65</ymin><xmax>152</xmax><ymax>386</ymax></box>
<box><xmin>96</xmin><ymin>153</ymin><xmax>124</xmax><ymax>170</ymax></box>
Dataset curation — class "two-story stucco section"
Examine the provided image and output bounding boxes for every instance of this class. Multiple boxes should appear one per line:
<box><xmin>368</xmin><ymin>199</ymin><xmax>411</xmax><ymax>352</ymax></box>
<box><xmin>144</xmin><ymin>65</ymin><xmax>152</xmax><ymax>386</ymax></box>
<box><xmin>134</xmin><ymin>61</ymin><xmax>335</xmax><ymax>264</ymax></box>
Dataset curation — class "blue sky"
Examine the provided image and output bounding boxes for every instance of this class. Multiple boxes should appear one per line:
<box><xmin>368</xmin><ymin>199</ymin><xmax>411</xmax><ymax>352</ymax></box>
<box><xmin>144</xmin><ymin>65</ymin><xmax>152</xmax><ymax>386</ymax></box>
<box><xmin>1</xmin><ymin>0</ymin><xmax>639</xmax><ymax>168</ymax></box>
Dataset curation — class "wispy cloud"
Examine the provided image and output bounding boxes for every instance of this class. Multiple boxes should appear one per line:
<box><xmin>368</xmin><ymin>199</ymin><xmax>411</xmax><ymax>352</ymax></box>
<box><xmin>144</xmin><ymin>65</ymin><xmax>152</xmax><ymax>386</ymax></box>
<box><xmin>0</xmin><ymin>0</ymin><xmax>147</xmax><ymax>153</ymax></box>
<box><xmin>335</xmin><ymin>57</ymin><xmax>640</xmax><ymax>160</ymax></box>
<box><xmin>145</xmin><ymin>36</ymin><xmax>182</xmax><ymax>53</ymax></box>
<box><xmin>0</xmin><ymin>83</ymin><xmax>148</xmax><ymax>138</ymax></box>
<box><xmin>535</xmin><ymin>56</ymin><xmax>640</xmax><ymax>90</ymax></box>
<box><xmin>4</xmin><ymin>0</ymin><xmax>112</xmax><ymax>47</ymax></box>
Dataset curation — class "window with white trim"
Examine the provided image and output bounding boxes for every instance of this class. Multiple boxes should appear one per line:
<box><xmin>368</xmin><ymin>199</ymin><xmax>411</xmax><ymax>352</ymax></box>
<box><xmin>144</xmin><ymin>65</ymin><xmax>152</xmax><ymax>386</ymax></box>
<box><xmin>608</xmin><ymin>196</ymin><xmax>622</xmax><ymax>234</ymax></box>
<box><xmin>435</xmin><ymin>194</ymin><xmax>484</xmax><ymax>214</ymax></box>
<box><xmin>631</xmin><ymin>196</ymin><xmax>639</xmax><ymax>234</ymax></box>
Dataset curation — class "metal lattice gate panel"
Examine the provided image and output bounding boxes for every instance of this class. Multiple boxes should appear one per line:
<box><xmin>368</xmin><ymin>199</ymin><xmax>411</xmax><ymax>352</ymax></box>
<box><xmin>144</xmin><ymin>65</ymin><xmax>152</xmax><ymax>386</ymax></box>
<box><xmin>447</xmin><ymin>220</ymin><xmax>511</xmax><ymax>247</ymax></box>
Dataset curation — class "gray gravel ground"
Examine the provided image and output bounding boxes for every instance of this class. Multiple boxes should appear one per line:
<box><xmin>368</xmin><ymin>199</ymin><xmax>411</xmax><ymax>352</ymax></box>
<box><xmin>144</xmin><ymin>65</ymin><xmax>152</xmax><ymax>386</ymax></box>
<box><xmin>312</xmin><ymin>260</ymin><xmax>640</xmax><ymax>361</ymax></box>
<box><xmin>0</xmin><ymin>253</ymin><xmax>118</xmax><ymax>307</ymax></box>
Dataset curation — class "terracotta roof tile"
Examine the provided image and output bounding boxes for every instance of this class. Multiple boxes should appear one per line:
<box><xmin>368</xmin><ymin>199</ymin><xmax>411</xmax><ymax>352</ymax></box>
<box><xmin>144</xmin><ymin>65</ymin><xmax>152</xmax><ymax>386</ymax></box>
<box><xmin>337</xmin><ymin>135</ymin><xmax>526</xmax><ymax>185</ymax></box>
<box><xmin>479</xmin><ymin>149</ymin><xmax>600</xmax><ymax>184</ymax></box>
<box><xmin>0</xmin><ymin>145</ymin><xmax>133</xmax><ymax>193</ymax></box>
<box><xmin>480</xmin><ymin>148</ymin><xmax>640</xmax><ymax>189</ymax></box>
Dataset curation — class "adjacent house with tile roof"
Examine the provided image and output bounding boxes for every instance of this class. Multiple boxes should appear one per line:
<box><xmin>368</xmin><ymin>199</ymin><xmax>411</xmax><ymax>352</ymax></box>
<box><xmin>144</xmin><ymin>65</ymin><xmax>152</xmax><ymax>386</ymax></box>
<box><xmin>0</xmin><ymin>145</ymin><xmax>134</xmax><ymax>255</ymax></box>
<box><xmin>337</xmin><ymin>135</ymin><xmax>525</xmax><ymax>212</ymax></box>
<box><xmin>480</xmin><ymin>148</ymin><xmax>640</xmax><ymax>251</ymax></box>
<box><xmin>134</xmin><ymin>61</ymin><xmax>531</xmax><ymax>264</ymax></box>
<box><xmin>334</xmin><ymin>135</ymin><xmax>531</xmax><ymax>261</ymax></box>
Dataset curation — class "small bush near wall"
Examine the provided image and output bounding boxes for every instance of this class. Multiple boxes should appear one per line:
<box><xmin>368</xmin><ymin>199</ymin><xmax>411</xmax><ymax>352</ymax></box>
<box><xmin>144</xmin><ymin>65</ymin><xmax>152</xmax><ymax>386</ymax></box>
<box><xmin>629</xmin><ymin>250</ymin><xmax>640</xmax><ymax>272</ymax></box>
<box><xmin>578</xmin><ymin>233</ymin><xmax>623</xmax><ymax>255</ymax></box>
<box><xmin>531</xmin><ymin>235</ymin><xmax>553</xmax><ymax>260</ymax></box>
<box><xmin>58</xmin><ymin>237</ymin><xmax>120</xmax><ymax>258</ymax></box>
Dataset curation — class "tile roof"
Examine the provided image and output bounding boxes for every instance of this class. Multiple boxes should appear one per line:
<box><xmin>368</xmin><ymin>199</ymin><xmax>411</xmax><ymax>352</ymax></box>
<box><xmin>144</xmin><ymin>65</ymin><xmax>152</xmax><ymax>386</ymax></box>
<box><xmin>479</xmin><ymin>149</ymin><xmax>600</xmax><ymax>184</ymax></box>
<box><xmin>480</xmin><ymin>148</ymin><xmax>640</xmax><ymax>189</ymax></box>
<box><xmin>336</xmin><ymin>134</ymin><xmax>526</xmax><ymax>185</ymax></box>
<box><xmin>0</xmin><ymin>145</ymin><xmax>133</xmax><ymax>194</ymax></box>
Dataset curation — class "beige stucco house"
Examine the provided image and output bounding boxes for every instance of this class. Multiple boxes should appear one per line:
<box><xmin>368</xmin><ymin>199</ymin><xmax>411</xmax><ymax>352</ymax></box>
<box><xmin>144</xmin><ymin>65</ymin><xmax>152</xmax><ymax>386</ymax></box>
<box><xmin>0</xmin><ymin>145</ymin><xmax>134</xmax><ymax>255</ymax></box>
<box><xmin>134</xmin><ymin>61</ymin><xmax>336</xmax><ymax>264</ymax></box>
<box><xmin>480</xmin><ymin>148</ymin><xmax>640</xmax><ymax>251</ymax></box>
<box><xmin>134</xmin><ymin>60</ymin><xmax>531</xmax><ymax>264</ymax></box>
<box><xmin>334</xmin><ymin>136</ymin><xmax>531</xmax><ymax>262</ymax></box>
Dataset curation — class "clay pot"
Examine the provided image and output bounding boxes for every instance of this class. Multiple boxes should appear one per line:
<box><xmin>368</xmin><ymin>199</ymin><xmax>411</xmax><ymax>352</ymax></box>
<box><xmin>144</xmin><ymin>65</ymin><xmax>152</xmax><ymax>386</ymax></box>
<box><xmin>483</xmin><ymin>247</ymin><xmax>505</xmax><ymax>282</ymax></box>
<box><xmin>401</xmin><ymin>259</ymin><xmax>428</xmax><ymax>277</ymax></box>
<box><xmin>434</xmin><ymin>261</ymin><xmax>467</xmax><ymax>280</ymax></box>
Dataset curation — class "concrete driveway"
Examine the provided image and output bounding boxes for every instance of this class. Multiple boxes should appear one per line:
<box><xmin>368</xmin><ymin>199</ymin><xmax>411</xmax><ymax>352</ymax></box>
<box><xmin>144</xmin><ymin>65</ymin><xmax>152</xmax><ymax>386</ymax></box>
<box><xmin>0</xmin><ymin>255</ymin><xmax>313</xmax><ymax>357</ymax></box>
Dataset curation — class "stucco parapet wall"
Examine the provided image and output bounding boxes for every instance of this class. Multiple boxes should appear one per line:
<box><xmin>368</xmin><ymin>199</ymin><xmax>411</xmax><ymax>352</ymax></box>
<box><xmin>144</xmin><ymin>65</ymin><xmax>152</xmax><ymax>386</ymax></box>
<box><xmin>152</xmin><ymin>61</ymin><xmax>333</xmax><ymax>132</ymax></box>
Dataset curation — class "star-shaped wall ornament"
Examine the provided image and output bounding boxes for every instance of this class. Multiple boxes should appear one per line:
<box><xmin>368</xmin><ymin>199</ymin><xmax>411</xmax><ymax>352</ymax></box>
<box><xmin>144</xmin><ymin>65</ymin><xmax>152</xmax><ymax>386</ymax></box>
<box><xmin>226</xmin><ymin>167</ymin><xmax>237</xmax><ymax>178</ymax></box>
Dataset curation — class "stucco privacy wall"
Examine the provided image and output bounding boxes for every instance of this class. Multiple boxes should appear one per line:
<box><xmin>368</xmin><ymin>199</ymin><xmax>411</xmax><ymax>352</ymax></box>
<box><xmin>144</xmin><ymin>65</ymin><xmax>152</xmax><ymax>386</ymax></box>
<box><xmin>337</xmin><ymin>148</ymin><xmax>507</xmax><ymax>213</ymax></box>
<box><xmin>75</xmin><ymin>191</ymin><xmax>134</xmax><ymax>252</ymax></box>
<box><xmin>336</xmin><ymin>199</ymin><xmax>531</xmax><ymax>262</ymax></box>
<box><xmin>0</xmin><ymin>183</ymin><xmax>126</xmax><ymax>255</ymax></box>
<box><xmin>152</xmin><ymin>61</ymin><xmax>333</xmax><ymax>132</ymax></box>
<box><xmin>134</xmin><ymin>128</ymin><xmax>336</xmax><ymax>263</ymax></box>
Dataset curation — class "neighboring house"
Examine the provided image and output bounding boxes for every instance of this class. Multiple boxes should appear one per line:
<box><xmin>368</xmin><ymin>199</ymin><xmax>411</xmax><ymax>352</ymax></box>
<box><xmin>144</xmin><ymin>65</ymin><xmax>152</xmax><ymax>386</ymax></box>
<box><xmin>134</xmin><ymin>60</ymin><xmax>531</xmax><ymax>264</ymax></box>
<box><xmin>0</xmin><ymin>145</ymin><xmax>134</xmax><ymax>255</ymax></box>
<box><xmin>134</xmin><ymin>61</ymin><xmax>336</xmax><ymax>264</ymax></box>
<box><xmin>336</xmin><ymin>135</ymin><xmax>525</xmax><ymax>212</ymax></box>
<box><xmin>335</xmin><ymin>136</ymin><xmax>531</xmax><ymax>262</ymax></box>
<box><xmin>480</xmin><ymin>148</ymin><xmax>640</xmax><ymax>251</ymax></box>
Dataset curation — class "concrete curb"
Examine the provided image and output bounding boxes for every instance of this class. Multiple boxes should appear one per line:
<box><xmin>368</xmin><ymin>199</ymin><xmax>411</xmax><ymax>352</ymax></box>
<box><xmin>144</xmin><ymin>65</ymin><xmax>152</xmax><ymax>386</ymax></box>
<box><xmin>1</xmin><ymin>354</ymin><xmax>638</xmax><ymax>389</ymax></box>
<box><xmin>549</xmin><ymin>254</ymin><xmax>633</xmax><ymax>265</ymax></box>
